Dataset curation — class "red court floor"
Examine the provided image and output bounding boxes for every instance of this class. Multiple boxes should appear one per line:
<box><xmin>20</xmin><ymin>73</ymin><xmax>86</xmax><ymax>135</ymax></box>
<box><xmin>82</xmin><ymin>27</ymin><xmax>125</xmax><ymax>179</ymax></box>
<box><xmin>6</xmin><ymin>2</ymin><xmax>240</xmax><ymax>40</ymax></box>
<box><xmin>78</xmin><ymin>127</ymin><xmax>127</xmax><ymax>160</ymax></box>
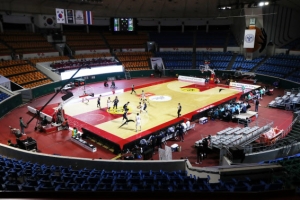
<box><xmin>0</xmin><ymin>77</ymin><xmax>293</xmax><ymax>166</ymax></box>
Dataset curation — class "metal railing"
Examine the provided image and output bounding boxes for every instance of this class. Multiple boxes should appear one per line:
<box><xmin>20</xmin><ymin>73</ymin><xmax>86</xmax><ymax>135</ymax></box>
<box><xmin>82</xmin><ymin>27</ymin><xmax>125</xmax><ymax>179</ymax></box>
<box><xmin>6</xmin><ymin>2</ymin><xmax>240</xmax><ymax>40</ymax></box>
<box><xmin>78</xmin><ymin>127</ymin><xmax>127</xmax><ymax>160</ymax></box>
<box><xmin>283</xmin><ymin>113</ymin><xmax>300</xmax><ymax>138</ymax></box>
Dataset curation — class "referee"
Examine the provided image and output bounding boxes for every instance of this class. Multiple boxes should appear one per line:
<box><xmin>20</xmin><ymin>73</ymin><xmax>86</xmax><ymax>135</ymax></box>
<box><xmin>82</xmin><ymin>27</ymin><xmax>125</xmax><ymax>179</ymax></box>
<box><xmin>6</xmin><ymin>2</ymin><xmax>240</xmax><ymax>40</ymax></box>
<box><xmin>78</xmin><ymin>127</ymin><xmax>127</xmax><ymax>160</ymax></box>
<box><xmin>131</xmin><ymin>84</ymin><xmax>136</xmax><ymax>94</ymax></box>
<box><xmin>177</xmin><ymin>103</ymin><xmax>182</xmax><ymax>118</ymax></box>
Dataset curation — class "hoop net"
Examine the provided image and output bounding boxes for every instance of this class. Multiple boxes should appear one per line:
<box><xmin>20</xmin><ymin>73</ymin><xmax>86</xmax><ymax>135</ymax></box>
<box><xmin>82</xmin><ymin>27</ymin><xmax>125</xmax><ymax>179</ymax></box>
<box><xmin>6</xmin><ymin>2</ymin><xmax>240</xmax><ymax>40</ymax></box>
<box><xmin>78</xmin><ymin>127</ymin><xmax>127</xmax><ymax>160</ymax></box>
<box><xmin>75</xmin><ymin>85</ymin><xmax>94</xmax><ymax>97</ymax></box>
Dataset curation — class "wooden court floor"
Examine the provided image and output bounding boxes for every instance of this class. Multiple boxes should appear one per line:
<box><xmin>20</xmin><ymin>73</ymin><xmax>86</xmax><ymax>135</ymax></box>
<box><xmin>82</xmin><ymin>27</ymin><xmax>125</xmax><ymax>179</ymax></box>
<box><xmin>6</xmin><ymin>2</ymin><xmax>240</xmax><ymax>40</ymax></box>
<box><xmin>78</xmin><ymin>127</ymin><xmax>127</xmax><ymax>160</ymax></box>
<box><xmin>62</xmin><ymin>80</ymin><xmax>241</xmax><ymax>139</ymax></box>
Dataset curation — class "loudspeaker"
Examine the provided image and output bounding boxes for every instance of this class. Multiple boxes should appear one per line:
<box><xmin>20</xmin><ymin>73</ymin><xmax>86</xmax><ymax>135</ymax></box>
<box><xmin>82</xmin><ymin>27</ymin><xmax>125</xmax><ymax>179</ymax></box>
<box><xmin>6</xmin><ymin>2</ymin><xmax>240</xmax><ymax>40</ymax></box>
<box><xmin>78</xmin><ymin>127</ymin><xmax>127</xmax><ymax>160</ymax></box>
<box><xmin>61</xmin><ymin>92</ymin><xmax>73</xmax><ymax>101</ymax></box>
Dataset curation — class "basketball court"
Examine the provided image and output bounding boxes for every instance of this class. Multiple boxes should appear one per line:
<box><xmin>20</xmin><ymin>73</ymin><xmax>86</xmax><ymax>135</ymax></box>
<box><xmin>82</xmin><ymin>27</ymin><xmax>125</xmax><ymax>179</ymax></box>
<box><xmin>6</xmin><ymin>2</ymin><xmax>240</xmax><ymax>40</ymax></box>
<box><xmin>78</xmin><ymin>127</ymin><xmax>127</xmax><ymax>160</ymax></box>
<box><xmin>39</xmin><ymin>79</ymin><xmax>260</xmax><ymax>150</ymax></box>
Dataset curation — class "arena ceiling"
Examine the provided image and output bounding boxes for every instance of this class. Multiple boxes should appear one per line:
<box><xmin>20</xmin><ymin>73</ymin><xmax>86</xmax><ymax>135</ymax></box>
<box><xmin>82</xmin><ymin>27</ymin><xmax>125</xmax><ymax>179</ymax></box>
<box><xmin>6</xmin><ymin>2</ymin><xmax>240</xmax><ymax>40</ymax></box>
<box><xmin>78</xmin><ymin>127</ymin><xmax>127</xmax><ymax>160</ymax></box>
<box><xmin>0</xmin><ymin>0</ymin><xmax>300</xmax><ymax>18</ymax></box>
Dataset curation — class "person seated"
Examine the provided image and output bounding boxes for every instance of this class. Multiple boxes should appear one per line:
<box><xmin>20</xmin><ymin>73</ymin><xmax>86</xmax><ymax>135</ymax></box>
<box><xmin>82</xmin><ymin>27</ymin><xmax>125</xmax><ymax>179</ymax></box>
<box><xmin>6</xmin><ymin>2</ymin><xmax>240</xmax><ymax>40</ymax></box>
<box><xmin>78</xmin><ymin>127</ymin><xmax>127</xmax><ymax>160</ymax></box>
<box><xmin>72</xmin><ymin>127</ymin><xmax>78</xmax><ymax>137</ymax></box>
<box><xmin>222</xmin><ymin>111</ymin><xmax>231</xmax><ymax>122</ymax></box>
<box><xmin>241</xmin><ymin>104</ymin><xmax>247</xmax><ymax>113</ymax></box>
<box><xmin>186</xmin><ymin>121</ymin><xmax>191</xmax><ymax>130</ymax></box>
<box><xmin>41</xmin><ymin>116</ymin><xmax>48</xmax><ymax>126</ymax></box>
<box><xmin>205</xmin><ymin>76</ymin><xmax>209</xmax><ymax>83</ymax></box>
<box><xmin>104</xmin><ymin>81</ymin><xmax>109</xmax><ymax>87</ymax></box>
<box><xmin>61</xmin><ymin>118</ymin><xmax>69</xmax><ymax>130</ymax></box>
<box><xmin>167</xmin><ymin>126</ymin><xmax>175</xmax><ymax>135</ymax></box>
<box><xmin>35</xmin><ymin>122</ymin><xmax>44</xmax><ymax>132</ymax></box>
<box><xmin>140</xmin><ymin>138</ymin><xmax>148</xmax><ymax>147</ymax></box>
<box><xmin>212</xmin><ymin>109</ymin><xmax>219</xmax><ymax>120</ymax></box>
<box><xmin>225</xmin><ymin>79</ymin><xmax>230</xmax><ymax>85</ymax></box>
<box><xmin>111</xmin><ymin>80</ymin><xmax>116</xmax><ymax>88</ymax></box>
<box><xmin>214</xmin><ymin>77</ymin><xmax>220</xmax><ymax>84</ymax></box>
<box><xmin>181</xmin><ymin>122</ymin><xmax>187</xmax><ymax>132</ymax></box>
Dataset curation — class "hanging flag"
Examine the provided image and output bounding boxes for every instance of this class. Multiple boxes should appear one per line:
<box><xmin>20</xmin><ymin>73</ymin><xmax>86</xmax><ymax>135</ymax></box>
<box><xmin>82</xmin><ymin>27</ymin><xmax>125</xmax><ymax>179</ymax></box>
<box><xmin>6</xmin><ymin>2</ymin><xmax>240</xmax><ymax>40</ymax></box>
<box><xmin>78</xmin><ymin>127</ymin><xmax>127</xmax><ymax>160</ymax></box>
<box><xmin>41</xmin><ymin>15</ymin><xmax>57</xmax><ymax>28</ymax></box>
<box><xmin>56</xmin><ymin>8</ymin><xmax>65</xmax><ymax>24</ymax></box>
<box><xmin>243</xmin><ymin>29</ymin><xmax>256</xmax><ymax>48</ymax></box>
<box><xmin>75</xmin><ymin>10</ymin><xmax>84</xmax><ymax>24</ymax></box>
<box><xmin>65</xmin><ymin>9</ymin><xmax>75</xmax><ymax>24</ymax></box>
<box><xmin>85</xmin><ymin>11</ymin><xmax>93</xmax><ymax>25</ymax></box>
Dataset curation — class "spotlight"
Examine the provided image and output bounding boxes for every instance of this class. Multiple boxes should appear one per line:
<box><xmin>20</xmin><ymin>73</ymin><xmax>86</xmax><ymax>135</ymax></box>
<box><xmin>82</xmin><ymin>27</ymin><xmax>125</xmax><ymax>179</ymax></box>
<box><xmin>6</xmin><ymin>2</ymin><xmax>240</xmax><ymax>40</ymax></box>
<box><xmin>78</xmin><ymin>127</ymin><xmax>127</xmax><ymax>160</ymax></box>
<box><xmin>264</xmin><ymin>2</ymin><xmax>269</xmax><ymax>5</ymax></box>
<box><xmin>259</xmin><ymin>2</ymin><xmax>264</xmax><ymax>6</ymax></box>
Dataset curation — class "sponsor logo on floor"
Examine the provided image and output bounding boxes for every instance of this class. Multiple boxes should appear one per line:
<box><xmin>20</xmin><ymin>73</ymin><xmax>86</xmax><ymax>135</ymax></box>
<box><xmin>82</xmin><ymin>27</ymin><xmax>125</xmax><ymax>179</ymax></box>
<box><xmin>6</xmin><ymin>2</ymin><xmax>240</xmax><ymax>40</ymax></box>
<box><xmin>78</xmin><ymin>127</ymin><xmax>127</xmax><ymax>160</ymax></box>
<box><xmin>149</xmin><ymin>95</ymin><xmax>172</xmax><ymax>102</ymax></box>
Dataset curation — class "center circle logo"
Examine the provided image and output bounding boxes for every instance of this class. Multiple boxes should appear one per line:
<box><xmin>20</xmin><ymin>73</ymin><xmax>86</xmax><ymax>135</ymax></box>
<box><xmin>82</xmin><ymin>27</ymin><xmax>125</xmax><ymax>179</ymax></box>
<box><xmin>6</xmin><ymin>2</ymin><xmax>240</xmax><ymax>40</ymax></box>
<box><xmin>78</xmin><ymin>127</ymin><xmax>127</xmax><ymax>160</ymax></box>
<box><xmin>245</xmin><ymin>34</ymin><xmax>255</xmax><ymax>43</ymax></box>
<box><xmin>149</xmin><ymin>95</ymin><xmax>172</xmax><ymax>102</ymax></box>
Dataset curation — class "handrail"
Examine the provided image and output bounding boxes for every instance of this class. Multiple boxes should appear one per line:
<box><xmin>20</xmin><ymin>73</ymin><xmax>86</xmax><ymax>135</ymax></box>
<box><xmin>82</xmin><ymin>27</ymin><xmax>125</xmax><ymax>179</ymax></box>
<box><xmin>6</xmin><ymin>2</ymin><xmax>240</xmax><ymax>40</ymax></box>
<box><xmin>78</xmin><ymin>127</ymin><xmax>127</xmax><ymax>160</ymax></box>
<box><xmin>283</xmin><ymin>113</ymin><xmax>300</xmax><ymax>138</ymax></box>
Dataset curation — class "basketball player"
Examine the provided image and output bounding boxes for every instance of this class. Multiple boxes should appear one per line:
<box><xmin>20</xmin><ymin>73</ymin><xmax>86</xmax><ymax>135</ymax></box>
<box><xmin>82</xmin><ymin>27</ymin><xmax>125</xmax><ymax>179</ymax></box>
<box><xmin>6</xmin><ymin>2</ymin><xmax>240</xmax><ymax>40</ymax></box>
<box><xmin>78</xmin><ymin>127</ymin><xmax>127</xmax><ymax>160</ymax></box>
<box><xmin>141</xmin><ymin>90</ymin><xmax>145</xmax><ymax>100</ymax></box>
<box><xmin>136</xmin><ymin>113</ymin><xmax>141</xmax><ymax>132</ymax></box>
<box><xmin>97</xmin><ymin>95</ymin><xmax>101</xmax><ymax>108</ymax></box>
<box><xmin>113</xmin><ymin>96</ymin><xmax>119</xmax><ymax>110</ymax></box>
<box><xmin>82</xmin><ymin>91</ymin><xmax>89</xmax><ymax>103</ymax></box>
<box><xmin>107</xmin><ymin>97</ymin><xmax>111</xmax><ymax>111</ymax></box>
<box><xmin>131</xmin><ymin>84</ymin><xmax>136</xmax><ymax>94</ymax></box>
<box><xmin>143</xmin><ymin>100</ymin><xmax>148</xmax><ymax>113</ymax></box>
<box><xmin>141</xmin><ymin>90</ymin><xmax>150</xmax><ymax>105</ymax></box>
<box><xmin>138</xmin><ymin>102</ymin><xmax>143</xmax><ymax>114</ymax></box>
<box><xmin>177</xmin><ymin>103</ymin><xmax>182</xmax><ymax>118</ymax></box>
<box><xmin>123</xmin><ymin>102</ymin><xmax>130</xmax><ymax>112</ymax></box>
<box><xmin>122</xmin><ymin>110</ymin><xmax>128</xmax><ymax>122</ymax></box>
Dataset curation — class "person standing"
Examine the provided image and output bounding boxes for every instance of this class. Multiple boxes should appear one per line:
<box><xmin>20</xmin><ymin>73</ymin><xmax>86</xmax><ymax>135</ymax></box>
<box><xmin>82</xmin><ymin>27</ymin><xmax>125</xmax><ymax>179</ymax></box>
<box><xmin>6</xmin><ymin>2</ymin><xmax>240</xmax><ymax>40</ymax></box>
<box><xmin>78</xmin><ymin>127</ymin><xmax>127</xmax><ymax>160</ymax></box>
<box><xmin>19</xmin><ymin>117</ymin><xmax>27</xmax><ymax>135</ymax></box>
<box><xmin>202</xmin><ymin>138</ymin><xmax>208</xmax><ymax>159</ymax></box>
<box><xmin>150</xmin><ymin>135</ymin><xmax>157</xmax><ymax>154</ymax></box>
<box><xmin>136</xmin><ymin>113</ymin><xmax>141</xmax><ymax>132</ymax></box>
<box><xmin>255</xmin><ymin>98</ymin><xmax>259</xmax><ymax>112</ymax></box>
<box><xmin>195</xmin><ymin>143</ymin><xmax>204</xmax><ymax>164</ymax></box>
<box><xmin>138</xmin><ymin>102</ymin><xmax>143</xmax><ymax>114</ymax></box>
<box><xmin>113</xmin><ymin>96</ymin><xmax>119</xmax><ymax>110</ymax></box>
<box><xmin>143</xmin><ymin>100</ymin><xmax>148</xmax><ymax>113</ymax></box>
<box><xmin>131</xmin><ymin>84</ymin><xmax>136</xmax><ymax>95</ymax></box>
<box><xmin>141</xmin><ymin>90</ymin><xmax>145</xmax><ymax>101</ymax></box>
<box><xmin>97</xmin><ymin>95</ymin><xmax>101</xmax><ymax>108</ymax></box>
<box><xmin>242</xmin><ymin>85</ymin><xmax>246</xmax><ymax>93</ymax></box>
<box><xmin>178</xmin><ymin>124</ymin><xmax>184</xmax><ymax>142</ymax></box>
<box><xmin>177</xmin><ymin>103</ymin><xmax>182</xmax><ymax>118</ymax></box>
<box><xmin>82</xmin><ymin>91</ymin><xmax>89</xmax><ymax>103</ymax></box>
<box><xmin>107</xmin><ymin>97</ymin><xmax>111</xmax><ymax>111</ymax></box>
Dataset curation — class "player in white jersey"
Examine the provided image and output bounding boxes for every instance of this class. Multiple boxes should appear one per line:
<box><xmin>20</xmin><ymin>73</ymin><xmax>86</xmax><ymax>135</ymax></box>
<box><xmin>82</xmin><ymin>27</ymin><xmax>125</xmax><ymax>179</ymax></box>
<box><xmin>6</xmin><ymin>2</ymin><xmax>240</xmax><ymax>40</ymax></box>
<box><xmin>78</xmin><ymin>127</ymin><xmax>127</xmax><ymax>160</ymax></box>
<box><xmin>141</xmin><ymin>90</ymin><xmax>150</xmax><ymax>105</ymax></box>
<box><xmin>138</xmin><ymin>102</ymin><xmax>143</xmax><ymax>114</ymax></box>
<box><xmin>141</xmin><ymin>90</ymin><xmax>145</xmax><ymax>100</ymax></box>
<box><xmin>136</xmin><ymin>113</ymin><xmax>141</xmax><ymax>132</ymax></box>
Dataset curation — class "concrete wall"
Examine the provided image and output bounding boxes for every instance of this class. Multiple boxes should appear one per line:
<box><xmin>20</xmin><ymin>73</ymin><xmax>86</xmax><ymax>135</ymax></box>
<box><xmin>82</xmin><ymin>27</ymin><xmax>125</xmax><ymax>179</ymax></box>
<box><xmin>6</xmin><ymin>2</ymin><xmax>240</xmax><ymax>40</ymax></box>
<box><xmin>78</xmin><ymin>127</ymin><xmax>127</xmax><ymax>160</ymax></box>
<box><xmin>0</xmin><ymin>143</ymin><xmax>186</xmax><ymax>171</ymax></box>
<box><xmin>242</xmin><ymin>142</ymin><xmax>300</xmax><ymax>163</ymax></box>
<box><xmin>23</xmin><ymin>52</ymin><xmax>59</xmax><ymax>59</ymax></box>
<box><xmin>36</xmin><ymin>62</ymin><xmax>62</xmax><ymax>81</ymax></box>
